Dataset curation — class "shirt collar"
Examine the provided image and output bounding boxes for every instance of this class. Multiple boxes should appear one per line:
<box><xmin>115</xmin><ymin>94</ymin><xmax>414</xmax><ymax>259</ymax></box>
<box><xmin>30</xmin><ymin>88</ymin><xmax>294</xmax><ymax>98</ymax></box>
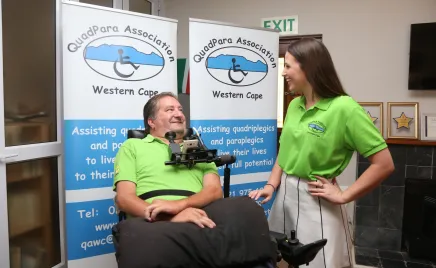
<box><xmin>143</xmin><ymin>134</ymin><xmax>183</xmax><ymax>147</ymax></box>
<box><xmin>143</xmin><ymin>134</ymin><xmax>162</xmax><ymax>143</ymax></box>
<box><xmin>298</xmin><ymin>96</ymin><xmax>334</xmax><ymax>111</ymax></box>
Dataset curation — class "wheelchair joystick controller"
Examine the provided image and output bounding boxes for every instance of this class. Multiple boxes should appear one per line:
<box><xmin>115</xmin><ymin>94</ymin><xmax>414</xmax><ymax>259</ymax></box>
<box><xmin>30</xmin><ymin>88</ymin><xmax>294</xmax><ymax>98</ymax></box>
<box><xmin>164</xmin><ymin>129</ymin><xmax>235</xmax><ymax>169</ymax></box>
<box><xmin>271</xmin><ymin>229</ymin><xmax>327</xmax><ymax>268</ymax></box>
<box><xmin>289</xmin><ymin>230</ymin><xmax>299</xmax><ymax>245</ymax></box>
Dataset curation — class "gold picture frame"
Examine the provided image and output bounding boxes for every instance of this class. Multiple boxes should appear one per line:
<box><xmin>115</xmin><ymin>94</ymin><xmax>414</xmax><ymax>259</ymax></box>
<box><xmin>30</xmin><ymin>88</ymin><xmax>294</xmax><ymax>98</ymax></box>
<box><xmin>387</xmin><ymin>102</ymin><xmax>419</xmax><ymax>139</ymax></box>
<box><xmin>421</xmin><ymin>113</ymin><xmax>436</xmax><ymax>141</ymax></box>
<box><xmin>358</xmin><ymin>102</ymin><xmax>383</xmax><ymax>135</ymax></box>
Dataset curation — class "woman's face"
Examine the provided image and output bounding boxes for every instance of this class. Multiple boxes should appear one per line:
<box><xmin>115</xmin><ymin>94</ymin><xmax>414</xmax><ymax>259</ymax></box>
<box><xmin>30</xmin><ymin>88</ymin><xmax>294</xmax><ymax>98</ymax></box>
<box><xmin>282</xmin><ymin>52</ymin><xmax>309</xmax><ymax>94</ymax></box>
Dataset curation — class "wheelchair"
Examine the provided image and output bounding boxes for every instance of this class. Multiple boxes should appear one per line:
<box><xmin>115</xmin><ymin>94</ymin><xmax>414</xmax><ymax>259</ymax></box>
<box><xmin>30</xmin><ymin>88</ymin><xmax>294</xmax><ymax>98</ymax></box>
<box><xmin>112</xmin><ymin>129</ymin><xmax>327</xmax><ymax>268</ymax></box>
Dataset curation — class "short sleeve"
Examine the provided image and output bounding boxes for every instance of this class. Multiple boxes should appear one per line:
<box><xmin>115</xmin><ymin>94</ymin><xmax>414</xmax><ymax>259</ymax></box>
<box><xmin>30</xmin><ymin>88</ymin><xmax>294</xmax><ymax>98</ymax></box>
<box><xmin>113</xmin><ymin>140</ymin><xmax>137</xmax><ymax>191</ymax></box>
<box><xmin>280</xmin><ymin>112</ymin><xmax>290</xmax><ymax>145</ymax></box>
<box><xmin>280</xmin><ymin>98</ymin><xmax>299</xmax><ymax>144</ymax></box>
<box><xmin>344</xmin><ymin>106</ymin><xmax>387</xmax><ymax>158</ymax></box>
<box><xmin>201</xmin><ymin>162</ymin><xmax>219</xmax><ymax>177</ymax></box>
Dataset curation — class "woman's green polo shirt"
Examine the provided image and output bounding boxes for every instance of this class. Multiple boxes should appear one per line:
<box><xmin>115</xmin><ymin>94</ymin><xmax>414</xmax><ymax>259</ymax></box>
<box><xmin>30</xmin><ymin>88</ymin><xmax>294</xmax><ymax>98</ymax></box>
<box><xmin>278</xmin><ymin>95</ymin><xmax>387</xmax><ymax>181</ymax></box>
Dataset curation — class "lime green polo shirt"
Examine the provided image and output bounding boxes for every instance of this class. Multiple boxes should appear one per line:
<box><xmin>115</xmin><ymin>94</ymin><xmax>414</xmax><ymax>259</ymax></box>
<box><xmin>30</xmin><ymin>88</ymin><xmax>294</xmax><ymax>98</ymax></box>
<box><xmin>278</xmin><ymin>95</ymin><xmax>387</xmax><ymax>181</ymax></box>
<box><xmin>113</xmin><ymin>134</ymin><xmax>219</xmax><ymax>203</ymax></box>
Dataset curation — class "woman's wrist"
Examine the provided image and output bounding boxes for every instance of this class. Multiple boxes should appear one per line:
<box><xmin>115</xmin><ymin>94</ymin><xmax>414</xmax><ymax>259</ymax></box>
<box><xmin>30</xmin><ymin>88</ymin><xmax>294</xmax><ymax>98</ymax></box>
<box><xmin>265</xmin><ymin>183</ymin><xmax>276</xmax><ymax>192</ymax></box>
<box><xmin>341</xmin><ymin>186</ymin><xmax>360</xmax><ymax>204</ymax></box>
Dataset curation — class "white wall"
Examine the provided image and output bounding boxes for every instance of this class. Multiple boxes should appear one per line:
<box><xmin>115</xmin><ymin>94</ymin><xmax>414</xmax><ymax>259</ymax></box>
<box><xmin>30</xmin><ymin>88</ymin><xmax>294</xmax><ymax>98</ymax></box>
<box><xmin>166</xmin><ymin>0</ymin><xmax>436</xmax><ymax>232</ymax></box>
<box><xmin>168</xmin><ymin>0</ymin><xmax>436</xmax><ymax>167</ymax></box>
<box><xmin>167</xmin><ymin>0</ymin><xmax>436</xmax><ymax>111</ymax></box>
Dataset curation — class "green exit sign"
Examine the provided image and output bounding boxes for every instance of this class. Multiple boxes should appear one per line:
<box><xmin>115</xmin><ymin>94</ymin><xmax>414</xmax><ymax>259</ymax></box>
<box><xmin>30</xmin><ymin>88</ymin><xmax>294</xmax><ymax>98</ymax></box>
<box><xmin>261</xmin><ymin>16</ymin><xmax>298</xmax><ymax>35</ymax></box>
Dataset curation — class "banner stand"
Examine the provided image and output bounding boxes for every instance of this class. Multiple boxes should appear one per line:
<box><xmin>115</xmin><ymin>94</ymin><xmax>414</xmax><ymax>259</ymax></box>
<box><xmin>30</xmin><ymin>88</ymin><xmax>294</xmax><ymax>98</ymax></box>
<box><xmin>188</xmin><ymin>18</ymin><xmax>280</xmax><ymax>216</ymax></box>
<box><xmin>61</xmin><ymin>2</ymin><xmax>177</xmax><ymax>267</ymax></box>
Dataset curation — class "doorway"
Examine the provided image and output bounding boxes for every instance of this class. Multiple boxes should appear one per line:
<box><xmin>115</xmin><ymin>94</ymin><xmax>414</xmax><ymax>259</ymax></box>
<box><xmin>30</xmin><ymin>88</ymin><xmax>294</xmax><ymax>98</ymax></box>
<box><xmin>0</xmin><ymin>0</ymin><xmax>64</xmax><ymax>267</ymax></box>
<box><xmin>0</xmin><ymin>1</ymin><xmax>158</xmax><ymax>267</ymax></box>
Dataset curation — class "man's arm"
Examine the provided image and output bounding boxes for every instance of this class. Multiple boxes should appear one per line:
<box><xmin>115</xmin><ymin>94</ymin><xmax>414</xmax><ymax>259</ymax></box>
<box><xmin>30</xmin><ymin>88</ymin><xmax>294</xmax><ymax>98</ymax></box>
<box><xmin>145</xmin><ymin>172</ymin><xmax>223</xmax><ymax>221</ymax></box>
<box><xmin>113</xmin><ymin>140</ymin><xmax>147</xmax><ymax>217</ymax></box>
<box><xmin>115</xmin><ymin>181</ymin><xmax>150</xmax><ymax>218</ymax></box>
<box><xmin>180</xmin><ymin>172</ymin><xmax>223</xmax><ymax>209</ymax></box>
<box><xmin>116</xmin><ymin>181</ymin><xmax>175</xmax><ymax>221</ymax></box>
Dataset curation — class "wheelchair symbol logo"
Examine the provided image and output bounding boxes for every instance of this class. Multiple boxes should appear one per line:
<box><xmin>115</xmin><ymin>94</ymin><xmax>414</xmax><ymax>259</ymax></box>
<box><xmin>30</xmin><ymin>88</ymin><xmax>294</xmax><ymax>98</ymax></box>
<box><xmin>206</xmin><ymin>46</ymin><xmax>268</xmax><ymax>87</ymax></box>
<box><xmin>84</xmin><ymin>35</ymin><xmax>165</xmax><ymax>81</ymax></box>
<box><xmin>114</xmin><ymin>48</ymin><xmax>140</xmax><ymax>78</ymax></box>
<box><xmin>228</xmin><ymin>58</ymin><xmax>248</xmax><ymax>84</ymax></box>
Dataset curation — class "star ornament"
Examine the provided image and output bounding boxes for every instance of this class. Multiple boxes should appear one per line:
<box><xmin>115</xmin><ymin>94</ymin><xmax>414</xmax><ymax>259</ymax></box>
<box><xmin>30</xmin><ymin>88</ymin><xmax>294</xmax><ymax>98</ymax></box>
<box><xmin>366</xmin><ymin>111</ymin><xmax>378</xmax><ymax>123</ymax></box>
<box><xmin>393</xmin><ymin>112</ymin><xmax>413</xmax><ymax>129</ymax></box>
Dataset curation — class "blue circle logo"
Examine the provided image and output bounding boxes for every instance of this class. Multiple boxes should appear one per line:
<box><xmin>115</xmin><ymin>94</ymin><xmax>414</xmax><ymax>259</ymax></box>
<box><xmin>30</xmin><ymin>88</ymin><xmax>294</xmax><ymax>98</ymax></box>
<box><xmin>83</xmin><ymin>35</ymin><xmax>165</xmax><ymax>81</ymax></box>
<box><xmin>206</xmin><ymin>46</ymin><xmax>268</xmax><ymax>87</ymax></box>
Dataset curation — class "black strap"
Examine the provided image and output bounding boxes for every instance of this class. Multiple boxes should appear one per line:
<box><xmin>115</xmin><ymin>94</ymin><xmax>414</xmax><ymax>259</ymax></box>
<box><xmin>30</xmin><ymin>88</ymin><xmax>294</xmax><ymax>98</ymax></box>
<box><xmin>117</xmin><ymin>190</ymin><xmax>195</xmax><ymax>222</ymax></box>
<box><xmin>138</xmin><ymin>189</ymin><xmax>196</xmax><ymax>200</ymax></box>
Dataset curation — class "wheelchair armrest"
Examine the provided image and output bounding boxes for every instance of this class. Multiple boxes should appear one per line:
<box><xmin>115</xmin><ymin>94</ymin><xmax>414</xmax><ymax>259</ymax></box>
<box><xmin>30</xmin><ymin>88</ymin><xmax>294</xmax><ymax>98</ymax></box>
<box><xmin>118</xmin><ymin>211</ymin><xmax>127</xmax><ymax>222</ymax></box>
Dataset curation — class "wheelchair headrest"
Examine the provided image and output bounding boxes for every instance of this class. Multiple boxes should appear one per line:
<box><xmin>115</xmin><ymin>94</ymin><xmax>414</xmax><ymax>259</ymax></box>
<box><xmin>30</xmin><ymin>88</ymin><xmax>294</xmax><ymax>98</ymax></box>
<box><xmin>128</xmin><ymin>129</ymin><xmax>146</xmax><ymax>139</ymax></box>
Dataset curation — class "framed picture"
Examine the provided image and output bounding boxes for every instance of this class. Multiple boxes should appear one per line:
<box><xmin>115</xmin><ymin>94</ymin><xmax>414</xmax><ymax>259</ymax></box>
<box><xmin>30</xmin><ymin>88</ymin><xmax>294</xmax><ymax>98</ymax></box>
<box><xmin>358</xmin><ymin>102</ymin><xmax>383</xmax><ymax>135</ymax></box>
<box><xmin>387</xmin><ymin>102</ymin><xmax>419</xmax><ymax>139</ymax></box>
<box><xmin>421</xmin><ymin>113</ymin><xmax>436</xmax><ymax>141</ymax></box>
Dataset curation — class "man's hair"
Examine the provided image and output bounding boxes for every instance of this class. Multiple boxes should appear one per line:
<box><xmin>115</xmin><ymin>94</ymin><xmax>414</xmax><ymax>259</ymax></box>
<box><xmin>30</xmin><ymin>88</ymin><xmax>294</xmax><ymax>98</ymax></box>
<box><xmin>287</xmin><ymin>38</ymin><xmax>348</xmax><ymax>98</ymax></box>
<box><xmin>143</xmin><ymin>92</ymin><xmax>178</xmax><ymax>134</ymax></box>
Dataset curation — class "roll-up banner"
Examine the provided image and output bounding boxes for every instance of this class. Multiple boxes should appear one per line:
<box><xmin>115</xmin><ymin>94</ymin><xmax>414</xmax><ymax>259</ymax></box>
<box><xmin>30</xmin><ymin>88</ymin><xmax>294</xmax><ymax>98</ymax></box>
<box><xmin>62</xmin><ymin>2</ymin><xmax>177</xmax><ymax>267</ymax></box>
<box><xmin>189</xmin><ymin>18</ymin><xmax>280</xmax><ymax>217</ymax></box>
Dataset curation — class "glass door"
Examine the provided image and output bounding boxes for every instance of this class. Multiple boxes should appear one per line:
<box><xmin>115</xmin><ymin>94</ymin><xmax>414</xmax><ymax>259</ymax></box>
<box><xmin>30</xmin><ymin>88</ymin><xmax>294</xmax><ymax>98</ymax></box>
<box><xmin>123</xmin><ymin>0</ymin><xmax>153</xmax><ymax>14</ymax></box>
<box><xmin>75</xmin><ymin>0</ymin><xmax>155</xmax><ymax>15</ymax></box>
<box><xmin>0</xmin><ymin>0</ymin><xmax>65</xmax><ymax>267</ymax></box>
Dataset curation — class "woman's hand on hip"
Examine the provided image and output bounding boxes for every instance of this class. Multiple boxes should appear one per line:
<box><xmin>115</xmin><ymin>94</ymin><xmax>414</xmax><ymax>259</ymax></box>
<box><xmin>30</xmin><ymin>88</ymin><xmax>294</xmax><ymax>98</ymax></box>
<box><xmin>248</xmin><ymin>186</ymin><xmax>274</xmax><ymax>204</ymax></box>
<box><xmin>307</xmin><ymin>176</ymin><xmax>347</xmax><ymax>205</ymax></box>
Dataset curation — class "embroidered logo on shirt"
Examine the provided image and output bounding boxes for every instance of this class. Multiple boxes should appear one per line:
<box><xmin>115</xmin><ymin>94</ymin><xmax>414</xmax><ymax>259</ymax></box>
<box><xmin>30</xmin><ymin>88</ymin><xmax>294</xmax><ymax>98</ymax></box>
<box><xmin>308</xmin><ymin>121</ymin><xmax>326</xmax><ymax>135</ymax></box>
<box><xmin>115</xmin><ymin>165</ymin><xmax>120</xmax><ymax>175</ymax></box>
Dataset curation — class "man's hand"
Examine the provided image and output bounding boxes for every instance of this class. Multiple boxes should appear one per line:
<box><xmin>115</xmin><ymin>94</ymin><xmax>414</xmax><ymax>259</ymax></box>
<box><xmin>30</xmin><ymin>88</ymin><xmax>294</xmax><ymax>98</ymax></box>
<box><xmin>171</xmin><ymin>207</ymin><xmax>216</xmax><ymax>228</ymax></box>
<box><xmin>144</xmin><ymin>199</ymin><xmax>187</xmax><ymax>221</ymax></box>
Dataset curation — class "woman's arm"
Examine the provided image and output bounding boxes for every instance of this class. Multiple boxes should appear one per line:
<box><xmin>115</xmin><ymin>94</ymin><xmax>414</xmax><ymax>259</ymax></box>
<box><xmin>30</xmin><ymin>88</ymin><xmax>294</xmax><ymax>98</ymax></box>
<box><xmin>341</xmin><ymin>148</ymin><xmax>394</xmax><ymax>203</ymax></box>
<box><xmin>265</xmin><ymin>157</ymin><xmax>283</xmax><ymax>190</ymax></box>
<box><xmin>309</xmin><ymin>148</ymin><xmax>394</xmax><ymax>204</ymax></box>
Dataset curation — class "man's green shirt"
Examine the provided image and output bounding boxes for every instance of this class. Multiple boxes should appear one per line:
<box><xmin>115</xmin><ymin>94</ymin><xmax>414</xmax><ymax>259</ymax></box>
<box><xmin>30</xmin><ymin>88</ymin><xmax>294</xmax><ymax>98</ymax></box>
<box><xmin>113</xmin><ymin>134</ymin><xmax>219</xmax><ymax>203</ymax></box>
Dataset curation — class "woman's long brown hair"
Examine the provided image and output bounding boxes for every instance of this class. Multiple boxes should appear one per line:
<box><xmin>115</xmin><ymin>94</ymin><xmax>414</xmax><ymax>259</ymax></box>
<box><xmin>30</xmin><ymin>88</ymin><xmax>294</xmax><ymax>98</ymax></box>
<box><xmin>287</xmin><ymin>38</ymin><xmax>348</xmax><ymax>98</ymax></box>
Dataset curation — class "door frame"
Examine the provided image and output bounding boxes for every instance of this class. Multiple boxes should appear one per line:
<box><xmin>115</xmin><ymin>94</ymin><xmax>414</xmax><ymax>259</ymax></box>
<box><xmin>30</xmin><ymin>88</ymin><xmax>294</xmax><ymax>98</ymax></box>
<box><xmin>0</xmin><ymin>0</ymin><xmax>67</xmax><ymax>267</ymax></box>
<box><xmin>0</xmin><ymin>0</ymin><xmax>158</xmax><ymax>266</ymax></box>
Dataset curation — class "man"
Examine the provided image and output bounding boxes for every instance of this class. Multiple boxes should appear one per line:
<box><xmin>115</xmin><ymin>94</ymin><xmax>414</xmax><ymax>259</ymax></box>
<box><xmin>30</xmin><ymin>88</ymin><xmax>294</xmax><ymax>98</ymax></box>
<box><xmin>113</xmin><ymin>92</ymin><xmax>223</xmax><ymax>228</ymax></box>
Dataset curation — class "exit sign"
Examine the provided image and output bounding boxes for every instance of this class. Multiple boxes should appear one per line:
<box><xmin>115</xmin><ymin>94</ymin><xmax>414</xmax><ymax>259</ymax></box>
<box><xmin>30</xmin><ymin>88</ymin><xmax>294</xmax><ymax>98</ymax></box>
<box><xmin>261</xmin><ymin>16</ymin><xmax>298</xmax><ymax>35</ymax></box>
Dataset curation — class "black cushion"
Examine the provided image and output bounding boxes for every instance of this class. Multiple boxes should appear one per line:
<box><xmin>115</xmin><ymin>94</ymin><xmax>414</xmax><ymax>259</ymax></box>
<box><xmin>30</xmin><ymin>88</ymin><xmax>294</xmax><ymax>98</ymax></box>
<box><xmin>114</xmin><ymin>196</ymin><xmax>275</xmax><ymax>268</ymax></box>
<box><xmin>128</xmin><ymin>129</ymin><xmax>146</xmax><ymax>139</ymax></box>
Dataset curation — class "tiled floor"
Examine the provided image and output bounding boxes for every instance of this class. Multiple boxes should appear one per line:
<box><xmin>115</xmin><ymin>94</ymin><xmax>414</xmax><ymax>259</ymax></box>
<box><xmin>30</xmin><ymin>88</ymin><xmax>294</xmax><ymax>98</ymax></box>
<box><xmin>355</xmin><ymin>247</ymin><xmax>436</xmax><ymax>268</ymax></box>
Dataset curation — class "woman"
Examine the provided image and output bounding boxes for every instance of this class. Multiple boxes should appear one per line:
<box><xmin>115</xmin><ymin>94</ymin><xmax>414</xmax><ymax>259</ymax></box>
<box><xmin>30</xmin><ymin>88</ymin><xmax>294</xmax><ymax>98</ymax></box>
<box><xmin>249</xmin><ymin>38</ymin><xmax>394</xmax><ymax>268</ymax></box>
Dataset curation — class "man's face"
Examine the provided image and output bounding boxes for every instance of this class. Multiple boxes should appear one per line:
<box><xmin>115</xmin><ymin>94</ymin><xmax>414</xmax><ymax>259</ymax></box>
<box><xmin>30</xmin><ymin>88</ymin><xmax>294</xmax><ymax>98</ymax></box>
<box><xmin>148</xmin><ymin>96</ymin><xmax>186</xmax><ymax>137</ymax></box>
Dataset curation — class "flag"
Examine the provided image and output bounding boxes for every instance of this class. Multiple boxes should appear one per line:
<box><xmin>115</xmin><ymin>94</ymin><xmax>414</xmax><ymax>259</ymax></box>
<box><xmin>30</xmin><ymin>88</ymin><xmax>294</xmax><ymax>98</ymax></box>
<box><xmin>177</xmin><ymin>58</ymin><xmax>190</xmax><ymax>94</ymax></box>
